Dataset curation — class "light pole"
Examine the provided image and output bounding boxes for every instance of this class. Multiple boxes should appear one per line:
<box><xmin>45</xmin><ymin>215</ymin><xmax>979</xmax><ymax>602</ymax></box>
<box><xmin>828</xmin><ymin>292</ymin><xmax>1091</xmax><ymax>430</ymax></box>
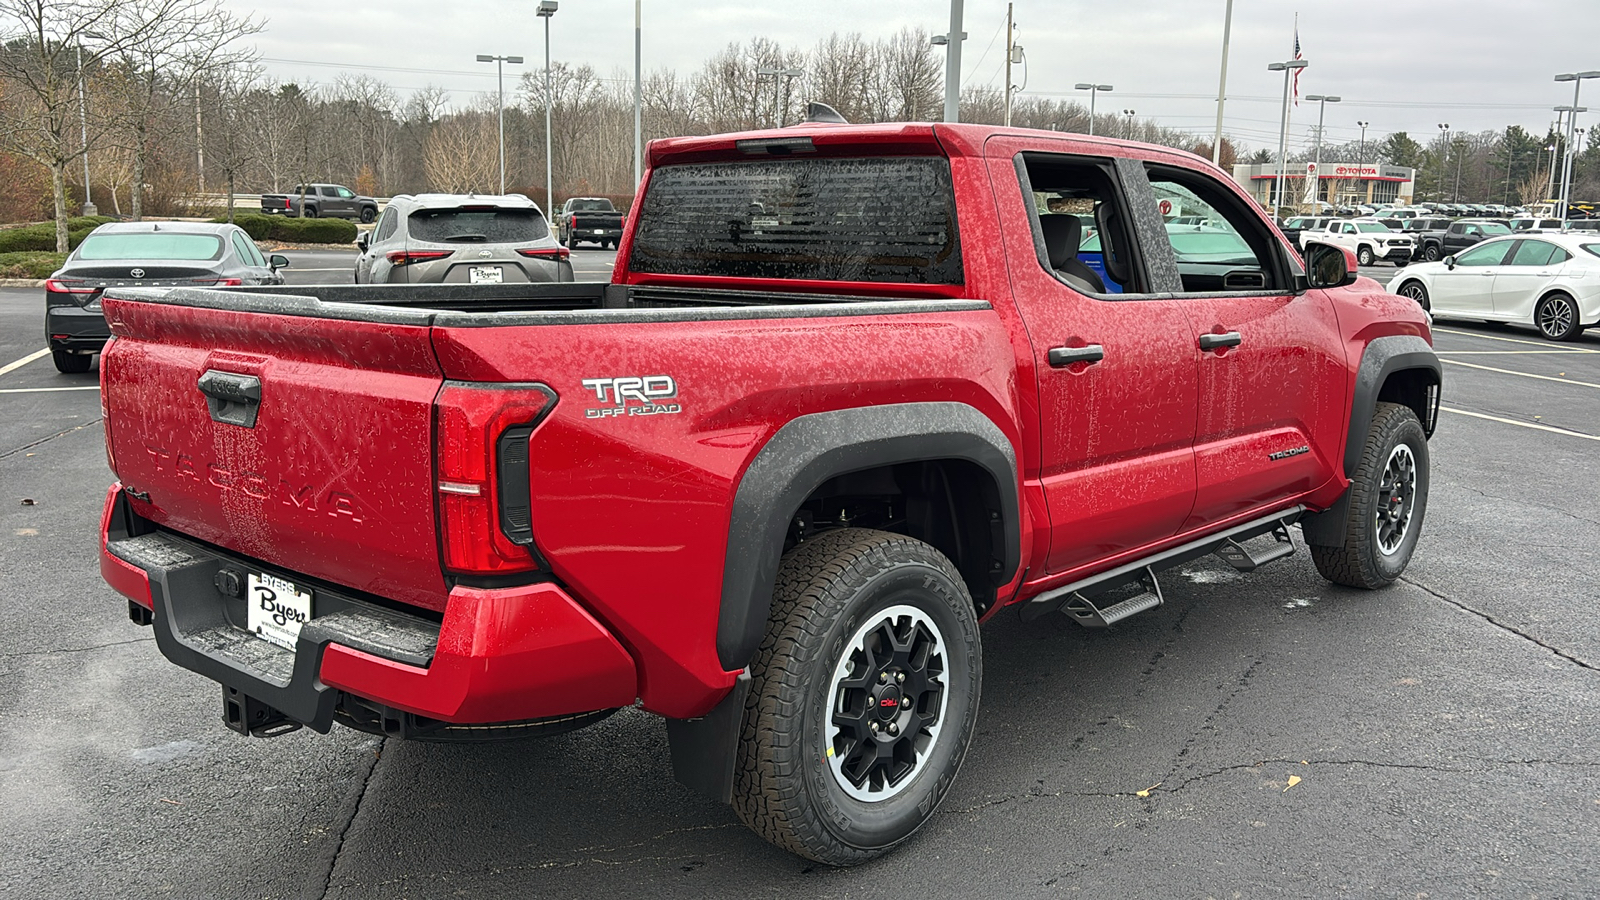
<box><xmin>1074</xmin><ymin>83</ymin><xmax>1112</xmax><ymax>136</ymax></box>
<box><xmin>1436</xmin><ymin>123</ymin><xmax>1450</xmax><ymax>203</ymax></box>
<box><xmin>1002</xmin><ymin>3</ymin><xmax>1020</xmax><ymax>127</ymax></box>
<box><xmin>477</xmin><ymin>54</ymin><xmax>523</xmax><ymax>195</ymax></box>
<box><xmin>76</xmin><ymin>29</ymin><xmax>108</xmax><ymax>216</ymax></box>
<box><xmin>756</xmin><ymin>67</ymin><xmax>803</xmax><ymax>127</ymax></box>
<box><xmin>1555</xmin><ymin>71</ymin><xmax>1600</xmax><ymax>222</ymax></box>
<box><xmin>1211</xmin><ymin>0</ymin><xmax>1234</xmax><ymax>165</ymax></box>
<box><xmin>1551</xmin><ymin>105</ymin><xmax>1584</xmax><ymax>207</ymax></box>
<box><xmin>1267</xmin><ymin>59</ymin><xmax>1308</xmax><ymax>214</ymax></box>
<box><xmin>538</xmin><ymin>0</ymin><xmax>557</xmax><ymax>213</ymax></box>
<box><xmin>1306</xmin><ymin>94</ymin><xmax>1340</xmax><ymax>209</ymax></box>
<box><xmin>634</xmin><ymin>0</ymin><xmax>641</xmax><ymax>187</ymax></box>
<box><xmin>1122</xmin><ymin>109</ymin><xmax>1136</xmax><ymax>140</ymax></box>
<box><xmin>933</xmin><ymin>0</ymin><xmax>966</xmax><ymax>123</ymax></box>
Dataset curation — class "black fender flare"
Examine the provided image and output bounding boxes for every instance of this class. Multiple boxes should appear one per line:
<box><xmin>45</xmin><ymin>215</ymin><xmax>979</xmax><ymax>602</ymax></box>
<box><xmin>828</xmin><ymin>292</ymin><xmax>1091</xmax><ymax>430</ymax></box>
<box><xmin>715</xmin><ymin>401</ymin><xmax>1020</xmax><ymax>671</ymax></box>
<box><xmin>1302</xmin><ymin>334</ymin><xmax>1441</xmax><ymax>547</ymax></box>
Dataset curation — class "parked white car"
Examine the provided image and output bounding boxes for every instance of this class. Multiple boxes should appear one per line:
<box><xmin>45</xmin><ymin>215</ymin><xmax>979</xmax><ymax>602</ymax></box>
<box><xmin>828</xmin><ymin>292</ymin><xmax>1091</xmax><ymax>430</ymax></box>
<box><xmin>1387</xmin><ymin>233</ymin><xmax>1600</xmax><ymax>341</ymax></box>
<box><xmin>1303</xmin><ymin>218</ymin><xmax>1416</xmax><ymax>265</ymax></box>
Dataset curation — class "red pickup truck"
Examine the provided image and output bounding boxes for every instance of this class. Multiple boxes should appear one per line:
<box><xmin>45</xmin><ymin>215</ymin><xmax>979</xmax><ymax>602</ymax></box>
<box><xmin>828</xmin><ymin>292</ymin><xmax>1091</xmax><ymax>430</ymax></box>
<box><xmin>97</xmin><ymin>122</ymin><xmax>1440</xmax><ymax>865</ymax></box>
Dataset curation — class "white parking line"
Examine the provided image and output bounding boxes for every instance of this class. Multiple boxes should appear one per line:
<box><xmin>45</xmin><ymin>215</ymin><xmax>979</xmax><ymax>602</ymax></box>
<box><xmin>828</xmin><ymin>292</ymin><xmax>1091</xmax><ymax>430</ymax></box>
<box><xmin>1441</xmin><ymin>359</ymin><xmax>1600</xmax><ymax>390</ymax></box>
<box><xmin>1433</xmin><ymin>327</ymin><xmax>1600</xmax><ymax>352</ymax></box>
<box><xmin>1441</xmin><ymin>406</ymin><xmax>1600</xmax><ymax>442</ymax></box>
<box><xmin>1436</xmin><ymin>350</ymin><xmax>1588</xmax><ymax>355</ymax></box>
<box><xmin>0</xmin><ymin>348</ymin><xmax>49</xmax><ymax>377</ymax></box>
<box><xmin>0</xmin><ymin>385</ymin><xmax>99</xmax><ymax>394</ymax></box>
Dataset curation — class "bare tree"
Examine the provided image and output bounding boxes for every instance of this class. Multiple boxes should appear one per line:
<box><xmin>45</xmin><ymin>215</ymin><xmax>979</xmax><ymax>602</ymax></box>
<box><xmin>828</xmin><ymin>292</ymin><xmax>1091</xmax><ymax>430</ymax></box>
<box><xmin>423</xmin><ymin>111</ymin><xmax>496</xmax><ymax>193</ymax></box>
<box><xmin>103</xmin><ymin>0</ymin><xmax>261</xmax><ymax>219</ymax></box>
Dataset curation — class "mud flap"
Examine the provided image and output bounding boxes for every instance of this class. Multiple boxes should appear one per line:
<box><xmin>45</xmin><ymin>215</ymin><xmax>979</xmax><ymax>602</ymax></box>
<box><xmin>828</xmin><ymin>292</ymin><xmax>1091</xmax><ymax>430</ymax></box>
<box><xmin>665</xmin><ymin>669</ymin><xmax>751</xmax><ymax>805</ymax></box>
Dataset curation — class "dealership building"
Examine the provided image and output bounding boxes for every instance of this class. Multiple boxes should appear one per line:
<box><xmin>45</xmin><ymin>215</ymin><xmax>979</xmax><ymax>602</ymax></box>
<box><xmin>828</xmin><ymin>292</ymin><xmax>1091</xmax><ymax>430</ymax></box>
<box><xmin>1231</xmin><ymin>161</ymin><xmax>1416</xmax><ymax>208</ymax></box>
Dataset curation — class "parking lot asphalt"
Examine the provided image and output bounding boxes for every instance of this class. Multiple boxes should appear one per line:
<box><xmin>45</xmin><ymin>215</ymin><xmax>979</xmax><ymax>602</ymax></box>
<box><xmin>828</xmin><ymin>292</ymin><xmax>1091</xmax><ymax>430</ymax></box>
<box><xmin>0</xmin><ymin>257</ymin><xmax>1596</xmax><ymax>898</ymax></box>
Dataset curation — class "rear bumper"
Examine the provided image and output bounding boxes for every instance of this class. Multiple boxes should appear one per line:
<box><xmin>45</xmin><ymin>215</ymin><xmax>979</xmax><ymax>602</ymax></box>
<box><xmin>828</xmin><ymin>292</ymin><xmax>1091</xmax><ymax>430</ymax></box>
<box><xmin>98</xmin><ymin>484</ymin><xmax>638</xmax><ymax>733</ymax></box>
<box><xmin>46</xmin><ymin>304</ymin><xmax>110</xmax><ymax>350</ymax></box>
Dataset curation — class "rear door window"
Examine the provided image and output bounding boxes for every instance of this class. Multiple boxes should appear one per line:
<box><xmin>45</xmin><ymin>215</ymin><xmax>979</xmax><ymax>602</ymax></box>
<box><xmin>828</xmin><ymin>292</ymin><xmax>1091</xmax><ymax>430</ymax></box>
<box><xmin>629</xmin><ymin>156</ymin><xmax>963</xmax><ymax>285</ymax></box>
<box><xmin>407</xmin><ymin>208</ymin><xmax>551</xmax><ymax>244</ymax></box>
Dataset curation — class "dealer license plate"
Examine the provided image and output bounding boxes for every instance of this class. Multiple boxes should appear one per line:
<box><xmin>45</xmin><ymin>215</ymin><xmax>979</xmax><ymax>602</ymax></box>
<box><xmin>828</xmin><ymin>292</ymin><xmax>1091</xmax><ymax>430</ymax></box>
<box><xmin>246</xmin><ymin>572</ymin><xmax>313</xmax><ymax>651</ymax></box>
<box><xmin>470</xmin><ymin>265</ymin><xmax>503</xmax><ymax>284</ymax></box>
<box><xmin>592</xmin><ymin>229</ymin><xmax>605</xmax><ymax>234</ymax></box>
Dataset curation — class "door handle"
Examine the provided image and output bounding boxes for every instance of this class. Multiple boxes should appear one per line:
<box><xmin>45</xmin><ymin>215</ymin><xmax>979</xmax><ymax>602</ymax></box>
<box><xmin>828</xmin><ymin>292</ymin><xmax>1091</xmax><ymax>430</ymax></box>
<box><xmin>1198</xmin><ymin>331</ymin><xmax>1243</xmax><ymax>351</ymax></box>
<box><xmin>198</xmin><ymin>370</ymin><xmax>262</xmax><ymax>428</ymax></box>
<box><xmin>1048</xmin><ymin>344</ymin><xmax>1105</xmax><ymax>367</ymax></box>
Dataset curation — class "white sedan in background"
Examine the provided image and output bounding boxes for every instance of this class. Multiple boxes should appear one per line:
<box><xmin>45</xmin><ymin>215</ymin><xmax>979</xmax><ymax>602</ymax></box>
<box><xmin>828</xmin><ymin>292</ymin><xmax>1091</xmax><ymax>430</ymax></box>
<box><xmin>1386</xmin><ymin>233</ymin><xmax>1600</xmax><ymax>341</ymax></box>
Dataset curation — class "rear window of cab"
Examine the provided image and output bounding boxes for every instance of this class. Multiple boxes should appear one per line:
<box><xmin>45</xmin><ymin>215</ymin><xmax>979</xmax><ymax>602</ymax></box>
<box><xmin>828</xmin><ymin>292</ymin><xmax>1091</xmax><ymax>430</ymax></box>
<box><xmin>629</xmin><ymin>156</ymin><xmax>963</xmax><ymax>285</ymax></box>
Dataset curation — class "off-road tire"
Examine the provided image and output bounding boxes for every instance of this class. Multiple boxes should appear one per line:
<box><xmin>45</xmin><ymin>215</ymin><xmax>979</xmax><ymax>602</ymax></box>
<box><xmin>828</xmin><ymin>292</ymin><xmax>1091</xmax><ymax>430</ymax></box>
<box><xmin>51</xmin><ymin>347</ymin><xmax>91</xmax><ymax>374</ymax></box>
<box><xmin>1423</xmin><ymin>244</ymin><xmax>1441</xmax><ymax>262</ymax></box>
<box><xmin>1311</xmin><ymin>402</ymin><xmax>1429</xmax><ymax>588</ymax></box>
<box><xmin>732</xmin><ymin>528</ymin><xmax>981</xmax><ymax>866</ymax></box>
<box><xmin>359</xmin><ymin>207</ymin><xmax>376</xmax><ymax>224</ymax></box>
<box><xmin>302</xmin><ymin>206</ymin><xmax>318</xmax><ymax>218</ymax></box>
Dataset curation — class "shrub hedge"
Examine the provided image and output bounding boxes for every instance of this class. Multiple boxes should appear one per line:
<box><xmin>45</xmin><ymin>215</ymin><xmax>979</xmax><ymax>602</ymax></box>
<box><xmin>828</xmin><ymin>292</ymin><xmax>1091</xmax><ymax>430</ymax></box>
<box><xmin>0</xmin><ymin>216</ymin><xmax>116</xmax><ymax>253</ymax></box>
<box><xmin>0</xmin><ymin>251</ymin><xmax>68</xmax><ymax>279</ymax></box>
<box><xmin>214</xmin><ymin>213</ymin><xmax>357</xmax><ymax>245</ymax></box>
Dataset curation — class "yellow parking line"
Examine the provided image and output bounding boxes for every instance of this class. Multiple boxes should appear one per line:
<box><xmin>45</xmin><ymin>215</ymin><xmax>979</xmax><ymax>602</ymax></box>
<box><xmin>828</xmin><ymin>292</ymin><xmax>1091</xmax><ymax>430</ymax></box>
<box><xmin>1441</xmin><ymin>406</ymin><xmax>1600</xmax><ymax>442</ymax></box>
<box><xmin>1441</xmin><ymin>359</ymin><xmax>1600</xmax><ymax>390</ymax></box>
<box><xmin>1433</xmin><ymin>327</ymin><xmax>1600</xmax><ymax>352</ymax></box>
<box><xmin>0</xmin><ymin>348</ymin><xmax>49</xmax><ymax>377</ymax></box>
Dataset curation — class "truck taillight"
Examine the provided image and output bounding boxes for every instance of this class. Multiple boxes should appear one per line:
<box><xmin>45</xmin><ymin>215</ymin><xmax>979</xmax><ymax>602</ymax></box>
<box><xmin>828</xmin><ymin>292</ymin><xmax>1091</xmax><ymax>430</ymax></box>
<box><xmin>433</xmin><ymin>381</ymin><xmax>558</xmax><ymax>576</ymax></box>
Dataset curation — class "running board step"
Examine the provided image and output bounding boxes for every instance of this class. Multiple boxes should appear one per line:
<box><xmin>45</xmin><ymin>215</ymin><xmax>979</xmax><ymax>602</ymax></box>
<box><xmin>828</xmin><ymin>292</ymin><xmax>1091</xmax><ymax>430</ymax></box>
<box><xmin>1017</xmin><ymin>507</ymin><xmax>1306</xmax><ymax>623</ymax></box>
<box><xmin>1213</xmin><ymin>523</ymin><xmax>1296</xmax><ymax>572</ymax></box>
<box><xmin>1060</xmin><ymin>569</ymin><xmax>1163</xmax><ymax>628</ymax></box>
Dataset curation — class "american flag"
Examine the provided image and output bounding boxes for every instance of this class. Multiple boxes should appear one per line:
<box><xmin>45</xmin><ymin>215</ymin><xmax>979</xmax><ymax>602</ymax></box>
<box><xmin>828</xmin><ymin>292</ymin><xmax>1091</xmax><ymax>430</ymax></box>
<box><xmin>1292</xmin><ymin>25</ymin><xmax>1303</xmax><ymax>106</ymax></box>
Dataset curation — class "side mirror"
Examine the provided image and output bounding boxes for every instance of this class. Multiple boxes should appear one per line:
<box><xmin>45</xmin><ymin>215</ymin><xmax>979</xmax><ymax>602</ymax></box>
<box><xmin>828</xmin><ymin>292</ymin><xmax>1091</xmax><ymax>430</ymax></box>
<box><xmin>354</xmin><ymin>232</ymin><xmax>370</xmax><ymax>251</ymax></box>
<box><xmin>1442</xmin><ymin>255</ymin><xmax>1456</xmax><ymax>270</ymax></box>
<box><xmin>1303</xmin><ymin>242</ymin><xmax>1357</xmax><ymax>289</ymax></box>
<box><xmin>269</xmin><ymin>254</ymin><xmax>291</xmax><ymax>270</ymax></box>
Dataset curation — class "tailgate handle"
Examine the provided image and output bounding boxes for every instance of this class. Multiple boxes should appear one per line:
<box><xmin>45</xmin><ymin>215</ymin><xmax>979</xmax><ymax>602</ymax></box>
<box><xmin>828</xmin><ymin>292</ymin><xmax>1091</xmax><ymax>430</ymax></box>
<box><xmin>198</xmin><ymin>370</ymin><xmax>262</xmax><ymax>428</ymax></box>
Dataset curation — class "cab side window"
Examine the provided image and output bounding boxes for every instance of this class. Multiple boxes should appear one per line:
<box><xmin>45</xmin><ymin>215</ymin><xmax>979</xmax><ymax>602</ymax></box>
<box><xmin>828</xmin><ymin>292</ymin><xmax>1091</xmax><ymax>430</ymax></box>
<box><xmin>1454</xmin><ymin>242</ymin><xmax>1512</xmax><ymax>267</ymax></box>
<box><xmin>1144</xmin><ymin>165</ymin><xmax>1285</xmax><ymax>293</ymax></box>
<box><xmin>1017</xmin><ymin>153</ymin><xmax>1150</xmax><ymax>296</ymax></box>
<box><xmin>337</xmin><ymin>187</ymin><xmax>355</xmax><ymax>199</ymax></box>
<box><xmin>1508</xmin><ymin>240</ymin><xmax>1568</xmax><ymax>266</ymax></box>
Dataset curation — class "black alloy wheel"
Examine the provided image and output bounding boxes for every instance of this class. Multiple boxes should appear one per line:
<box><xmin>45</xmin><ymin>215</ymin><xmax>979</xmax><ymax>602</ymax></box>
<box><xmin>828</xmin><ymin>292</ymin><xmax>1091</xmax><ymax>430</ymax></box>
<box><xmin>1424</xmin><ymin>244</ymin><xmax>1441</xmax><ymax>261</ymax></box>
<box><xmin>360</xmin><ymin>207</ymin><xmax>376</xmax><ymax>224</ymax></box>
<box><xmin>734</xmin><ymin>528</ymin><xmax>981</xmax><ymax>866</ymax></box>
<box><xmin>1536</xmin><ymin>292</ymin><xmax>1582</xmax><ymax>341</ymax></box>
<box><xmin>1398</xmin><ymin>280</ymin><xmax>1430</xmax><ymax>312</ymax></box>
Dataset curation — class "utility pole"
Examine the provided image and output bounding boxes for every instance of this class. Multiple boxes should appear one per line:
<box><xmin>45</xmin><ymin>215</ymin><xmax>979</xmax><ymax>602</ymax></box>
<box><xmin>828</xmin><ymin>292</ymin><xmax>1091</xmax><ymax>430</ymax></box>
<box><xmin>1505</xmin><ymin>128</ymin><xmax>1515</xmax><ymax>205</ymax></box>
<box><xmin>1437</xmin><ymin>124</ymin><xmax>1449</xmax><ymax>203</ymax></box>
<box><xmin>1003</xmin><ymin>3</ymin><xmax>1013</xmax><ymax>127</ymax></box>
<box><xmin>939</xmin><ymin>0</ymin><xmax>965</xmax><ymax>123</ymax></box>
<box><xmin>1211</xmin><ymin>0</ymin><xmax>1234</xmax><ymax>165</ymax></box>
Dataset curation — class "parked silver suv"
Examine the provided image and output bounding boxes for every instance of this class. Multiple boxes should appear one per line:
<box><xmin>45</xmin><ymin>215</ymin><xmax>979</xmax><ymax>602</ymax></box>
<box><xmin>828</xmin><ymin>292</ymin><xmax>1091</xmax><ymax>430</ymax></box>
<box><xmin>353</xmin><ymin>194</ymin><xmax>573</xmax><ymax>284</ymax></box>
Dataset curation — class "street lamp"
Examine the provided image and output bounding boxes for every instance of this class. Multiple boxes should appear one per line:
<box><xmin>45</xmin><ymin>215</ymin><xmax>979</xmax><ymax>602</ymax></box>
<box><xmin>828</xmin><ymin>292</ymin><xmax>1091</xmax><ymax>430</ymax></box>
<box><xmin>1555</xmin><ymin>71</ymin><xmax>1600</xmax><ymax>221</ymax></box>
<box><xmin>756</xmin><ymin>66</ymin><xmax>804</xmax><ymax>127</ymax></box>
<box><xmin>1122</xmin><ymin>109</ymin><xmax>1136</xmax><ymax>140</ymax></box>
<box><xmin>537</xmin><ymin>0</ymin><xmax>558</xmax><ymax>214</ymax></box>
<box><xmin>1356</xmin><ymin>120</ymin><xmax>1370</xmax><ymax>204</ymax></box>
<box><xmin>1074</xmin><ymin>83</ymin><xmax>1112</xmax><ymax>136</ymax></box>
<box><xmin>477</xmin><ymin>54</ymin><xmax>523</xmax><ymax>195</ymax></box>
<box><xmin>1305</xmin><ymin>94</ymin><xmax>1340</xmax><ymax>210</ymax></box>
<box><xmin>933</xmin><ymin>0</ymin><xmax>967</xmax><ymax>123</ymax></box>
<box><xmin>77</xmin><ymin>29</ymin><xmax>109</xmax><ymax>216</ymax></box>
<box><xmin>1267</xmin><ymin>59</ymin><xmax>1309</xmax><ymax>214</ymax></box>
<box><xmin>1437</xmin><ymin>123</ymin><xmax>1450</xmax><ymax>203</ymax></box>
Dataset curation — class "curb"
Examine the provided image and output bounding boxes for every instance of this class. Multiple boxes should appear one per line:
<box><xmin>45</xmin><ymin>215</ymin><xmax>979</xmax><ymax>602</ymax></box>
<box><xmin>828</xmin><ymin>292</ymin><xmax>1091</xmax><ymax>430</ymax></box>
<box><xmin>0</xmin><ymin>279</ymin><xmax>44</xmax><ymax>287</ymax></box>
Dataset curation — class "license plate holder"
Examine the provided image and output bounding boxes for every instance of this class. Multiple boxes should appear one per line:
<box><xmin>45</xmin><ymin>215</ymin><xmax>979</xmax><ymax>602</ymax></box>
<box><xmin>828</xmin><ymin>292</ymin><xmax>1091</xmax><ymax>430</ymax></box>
<box><xmin>470</xmin><ymin>265</ymin><xmax>503</xmax><ymax>284</ymax></box>
<box><xmin>246</xmin><ymin>572</ymin><xmax>313</xmax><ymax>650</ymax></box>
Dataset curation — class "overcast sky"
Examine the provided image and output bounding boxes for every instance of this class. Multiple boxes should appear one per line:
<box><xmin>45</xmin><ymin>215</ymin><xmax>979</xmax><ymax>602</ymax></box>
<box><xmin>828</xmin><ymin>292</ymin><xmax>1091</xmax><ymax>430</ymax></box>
<box><xmin>230</xmin><ymin>0</ymin><xmax>1600</xmax><ymax>156</ymax></box>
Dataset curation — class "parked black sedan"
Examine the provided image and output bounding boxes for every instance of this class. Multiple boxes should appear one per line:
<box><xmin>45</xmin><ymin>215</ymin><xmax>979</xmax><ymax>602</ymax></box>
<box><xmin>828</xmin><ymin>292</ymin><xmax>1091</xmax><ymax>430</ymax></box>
<box><xmin>45</xmin><ymin>222</ymin><xmax>289</xmax><ymax>372</ymax></box>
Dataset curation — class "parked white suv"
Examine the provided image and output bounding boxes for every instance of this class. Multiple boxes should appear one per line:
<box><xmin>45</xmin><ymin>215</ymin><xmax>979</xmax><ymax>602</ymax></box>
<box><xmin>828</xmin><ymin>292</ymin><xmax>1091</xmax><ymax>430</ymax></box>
<box><xmin>1303</xmin><ymin>218</ymin><xmax>1416</xmax><ymax>266</ymax></box>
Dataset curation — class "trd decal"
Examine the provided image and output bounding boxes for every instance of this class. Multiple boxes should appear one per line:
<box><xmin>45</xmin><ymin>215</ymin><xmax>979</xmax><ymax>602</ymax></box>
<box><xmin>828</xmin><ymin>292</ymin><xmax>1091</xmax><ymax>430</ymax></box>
<box><xmin>580</xmin><ymin>375</ymin><xmax>682</xmax><ymax>419</ymax></box>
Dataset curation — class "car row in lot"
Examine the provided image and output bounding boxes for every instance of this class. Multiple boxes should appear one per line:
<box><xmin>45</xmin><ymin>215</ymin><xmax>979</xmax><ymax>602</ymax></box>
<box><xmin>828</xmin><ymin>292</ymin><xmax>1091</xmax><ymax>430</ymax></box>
<box><xmin>44</xmin><ymin>222</ymin><xmax>291</xmax><ymax>373</ymax></box>
<box><xmin>1388</xmin><ymin>232</ymin><xmax>1600</xmax><ymax>341</ymax></box>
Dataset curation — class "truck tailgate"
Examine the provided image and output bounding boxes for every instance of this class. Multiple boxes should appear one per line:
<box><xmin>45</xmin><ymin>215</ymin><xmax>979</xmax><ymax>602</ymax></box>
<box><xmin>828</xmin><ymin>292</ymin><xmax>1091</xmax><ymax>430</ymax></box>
<box><xmin>101</xmin><ymin>294</ymin><xmax>450</xmax><ymax>611</ymax></box>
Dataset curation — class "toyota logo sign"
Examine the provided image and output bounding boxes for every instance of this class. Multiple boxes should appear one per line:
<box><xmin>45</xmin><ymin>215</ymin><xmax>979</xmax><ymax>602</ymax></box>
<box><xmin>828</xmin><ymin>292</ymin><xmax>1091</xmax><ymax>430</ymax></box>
<box><xmin>129</xmin><ymin>268</ymin><xmax>145</xmax><ymax>278</ymax></box>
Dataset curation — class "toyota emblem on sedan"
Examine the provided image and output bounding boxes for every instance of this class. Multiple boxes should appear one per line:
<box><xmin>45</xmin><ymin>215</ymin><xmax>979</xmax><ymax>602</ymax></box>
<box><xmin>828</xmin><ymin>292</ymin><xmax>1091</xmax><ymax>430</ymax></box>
<box><xmin>478</xmin><ymin>250</ymin><xmax>491</xmax><ymax>258</ymax></box>
<box><xmin>130</xmin><ymin>268</ymin><xmax>145</xmax><ymax>278</ymax></box>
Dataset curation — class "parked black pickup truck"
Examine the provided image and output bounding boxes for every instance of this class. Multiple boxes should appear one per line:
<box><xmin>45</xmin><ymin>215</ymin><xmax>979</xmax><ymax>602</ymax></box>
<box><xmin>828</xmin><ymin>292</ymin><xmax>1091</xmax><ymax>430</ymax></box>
<box><xmin>1411</xmin><ymin>219</ymin><xmax>1512</xmax><ymax>262</ymax></box>
<box><xmin>556</xmin><ymin>197</ymin><xmax>625</xmax><ymax>249</ymax></box>
<box><xmin>260</xmin><ymin>184</ymin><xmax>379</xmax><ymax>223</ymax></box>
